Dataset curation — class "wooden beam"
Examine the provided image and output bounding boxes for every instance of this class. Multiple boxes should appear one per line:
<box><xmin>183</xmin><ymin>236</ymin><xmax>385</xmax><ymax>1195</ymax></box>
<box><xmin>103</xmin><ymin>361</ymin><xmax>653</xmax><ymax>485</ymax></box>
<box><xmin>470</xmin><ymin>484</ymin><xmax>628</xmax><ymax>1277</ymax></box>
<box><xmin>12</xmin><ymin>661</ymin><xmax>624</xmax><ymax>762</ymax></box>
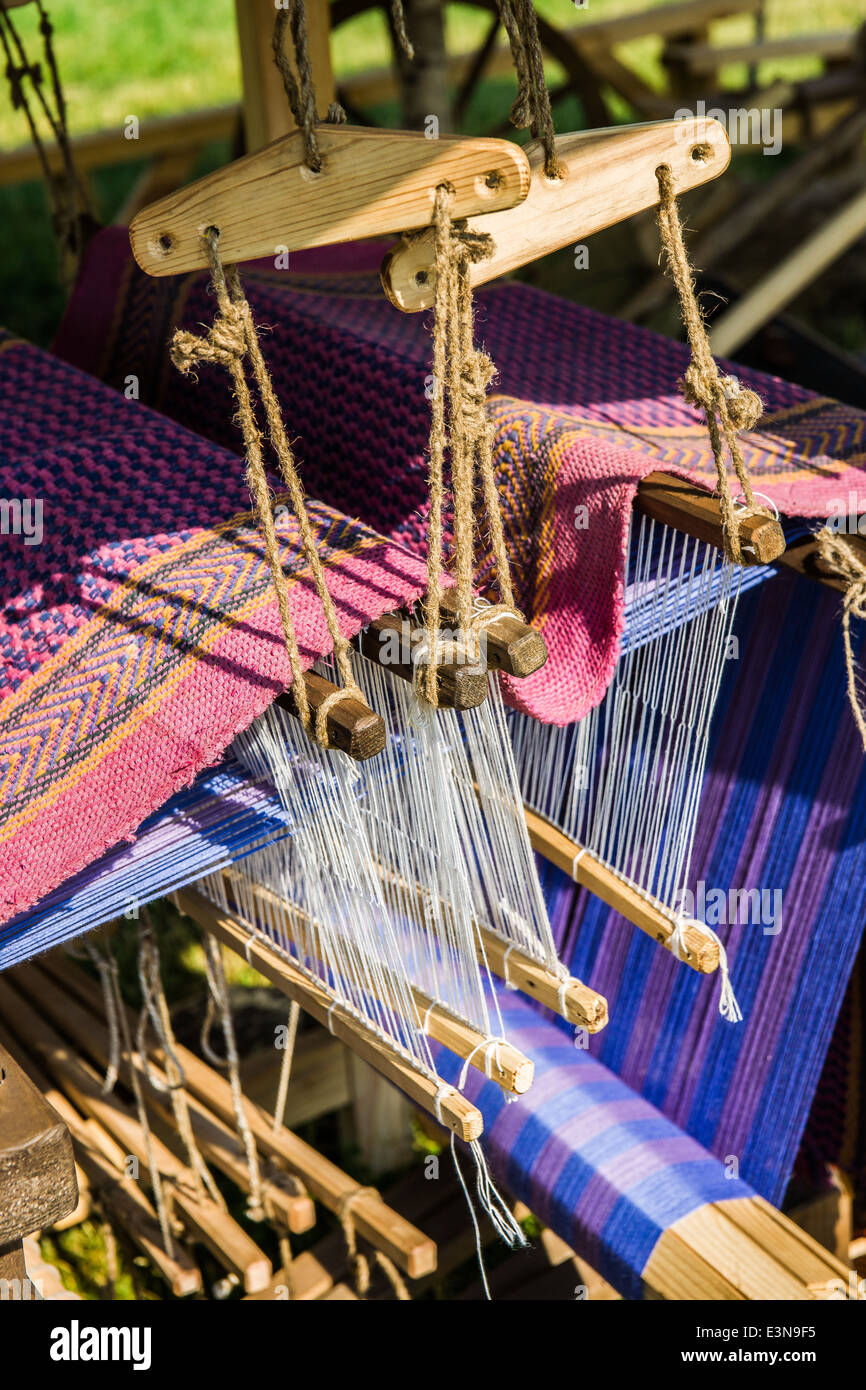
<box><xmin>0</xmin><ymin>106</ymin><xmax>239</xmax><ymax>191</ymax></box>
<box><xmin>524</xmin><ymin>807</ymin><xmax>720</xmax><ymax>975</ymax></box>
<box><xmin>665</xmin><ymin>32</ymin><xmax>856</xmax><ymax>73</ymax></box>
<box><xmin>129</xmin><ymin>127</ymin><xmax>531</xmax><ymax>278</ymax></box>
<box><xmin>177</xmin><ymin>888</ymin><xmax>484</xmax><ymax>1143</ymax></box>
<box><xmin>710</xmin><ymin>183</ymin><xmax>866</xmax><ymax>358</ymax></box>
<box><xmin>637</xmin><ymin>470</ymin><xmax>786</xmax><ymax>563</ymax></box>
<box><xmin>381</xmin><ymin>119</ymin><xmax>731</xmax><ymax>312</ymax></box>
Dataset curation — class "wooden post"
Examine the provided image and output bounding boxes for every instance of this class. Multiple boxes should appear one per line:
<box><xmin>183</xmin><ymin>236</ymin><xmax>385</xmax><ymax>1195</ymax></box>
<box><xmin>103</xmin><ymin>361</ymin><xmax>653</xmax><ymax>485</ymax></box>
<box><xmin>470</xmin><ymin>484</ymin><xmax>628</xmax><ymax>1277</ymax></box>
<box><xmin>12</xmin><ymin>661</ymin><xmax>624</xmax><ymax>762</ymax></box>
<box><xmin>235</xmin><ymin>0</ymin><xmax>335</xmax><ymax>151</ymax></box>
<box><xmin>345</xmin><ymin>1053</ymin><xmax>414</xmax><ymax>1177</ymax></box>
<box><xmin>0</xmin><ymin>1039</ymin><xmax>78</xmax><ymax>1301</ymax></box>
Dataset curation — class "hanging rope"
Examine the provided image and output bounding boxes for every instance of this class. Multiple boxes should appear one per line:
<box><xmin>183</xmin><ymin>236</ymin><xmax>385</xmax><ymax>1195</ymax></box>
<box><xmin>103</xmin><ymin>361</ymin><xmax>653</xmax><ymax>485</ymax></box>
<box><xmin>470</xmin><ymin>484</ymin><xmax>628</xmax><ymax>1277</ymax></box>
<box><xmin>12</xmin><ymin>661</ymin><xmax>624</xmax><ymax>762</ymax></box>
<box><xmin>201</xmin><ymin>934</ymin><xmax>266</xmax><ymax>1222</ymax></box>
<box><xmin>272</xmin><ymin>1</ymin><xmax>347</xmax><ymax>173</ymax></box>
<box><xmin>655</xmin><ymin>161</ymin><xmax>766</xmax><ymax>565</ymax></box>
<box><xmin>389</xmin><ymin>0</ymin><xmax>415</xmax><ymax>62</ymax></box>
<box><xmin>135</xmin><ymin>911</ymin><xmax>225</xmax><ymax>1208</ymax></box>
<box><xmin>171</xmin><ymin>229</ymin><xmax>362</xmax><ymax>745</ymax></box>
<box><xmin>89</xmin><ymin>937</ymin><xmax>177</xmax><ymax>1258</ymax></box>
<box><xmin>495</xmin><ymin>0</ymin><xmax>562</xmax><ymax>179</ymax></box>
<box><xmin>337</xmin><ymin>1187</ymin><xmax>411</xmax><ymax>1300</ymax></box>
<box><xmin>422</xmin><ymin>185</ymin><xmax>523</xmax><ymax>704</ymax></box>
<box><xmin>0</xmin><ymin>0</ymin><xmax>96</xmax><ymax>283</ymax></box>
<box><xmin>814</xmin><ymin>529</ymin><xmax>866</xmax><ymax>751</ymax></box>
<box><xmin>272</xmin><ymin>1000</ymin><xmax>301</xmax><ymax>1134</ymax></box>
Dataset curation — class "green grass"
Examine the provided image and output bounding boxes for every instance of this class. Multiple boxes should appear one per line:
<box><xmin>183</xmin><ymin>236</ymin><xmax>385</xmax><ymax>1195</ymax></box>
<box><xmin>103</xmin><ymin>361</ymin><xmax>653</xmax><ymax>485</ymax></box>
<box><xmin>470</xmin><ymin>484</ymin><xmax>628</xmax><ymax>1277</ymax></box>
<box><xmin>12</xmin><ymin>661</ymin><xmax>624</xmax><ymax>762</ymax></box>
<box><xmin>3</xmin><ymin>0</ymin><xmax>865</xmax><ymax>149</ymax></box>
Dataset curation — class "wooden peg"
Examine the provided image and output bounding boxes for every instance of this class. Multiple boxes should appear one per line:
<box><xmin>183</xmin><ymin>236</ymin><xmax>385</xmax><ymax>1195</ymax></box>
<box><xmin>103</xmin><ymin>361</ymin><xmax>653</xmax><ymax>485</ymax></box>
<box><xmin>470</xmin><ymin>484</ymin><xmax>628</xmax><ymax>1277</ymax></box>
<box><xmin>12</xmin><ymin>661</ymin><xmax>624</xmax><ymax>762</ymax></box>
<box><xmin>129</xmin><ymin>126</ymin><xmax>531</xmax><ymax>277</ymax></box>
<box><xmin>381</xmin><ymin>117</ymin><xmax>731</xmax><ymax>312</ymax></box>
<box><xmin>277</xmin><ymin>671</ymin><xmax>386</xmax><ymax>761</ymax></box>
<box><xmin>438</xmin><ymin>591</ymin><xmax>548</xmax><ymax>678</ymax></box>
<box><xmin>637</xmin><ymin>470</ymin><xmax>786</xmax><ymax>564</ymax></box>
<box><xmin>357</xmin><ymin>611</ymin><xmax>488</xmax><ymax>711</ymax></box>
<box><xmin>524</xmin><ymin>807</ymin><xmax>720</xmax><ymax>974</ymax></box>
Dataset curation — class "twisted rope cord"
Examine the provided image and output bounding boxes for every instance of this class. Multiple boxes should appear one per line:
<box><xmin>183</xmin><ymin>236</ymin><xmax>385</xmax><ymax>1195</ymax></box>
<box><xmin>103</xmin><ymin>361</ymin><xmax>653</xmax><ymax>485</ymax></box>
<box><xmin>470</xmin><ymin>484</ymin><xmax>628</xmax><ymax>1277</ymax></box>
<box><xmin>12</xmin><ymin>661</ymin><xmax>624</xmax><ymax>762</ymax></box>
<box><xmin>495</xmin><ymin>0</ymin><xmax>562</xmax><ymax>179</ymax></box>
<box><xmin>135</xmin><ymin>911</ymin><xmax>225</xmax><ymax>1208</ymax></box>
<box><xmin>272</xmin><ymin>1000</ymin><xmax>301</xmax><ymax>1134</ymax></box>
<box><xmin>389</xmin><ymin>1</ymin><xmax>415</xmax><ymax>61</ymax></box>
<box><xmin>423</xmin><ymin>187</ymin><xmax>522</xmax><ymax>703</ymax></box>
<box><xmin>202</xmin><ymin>933</ymin><xmax>266</xmax><ymax>1222</ymax></box>
<box><xmin>337</xmin><ymin>1187</ymin><xmax>411</xmax><ymax>1300</ymax></box>
<box><xmin>0</xmin><ymin>0</ymin><xmax>94</xmax><ymax>282</ymax></box>
<box><xmin>272</xmin><ymin>1</ymin><xmax>347</xmax><ymax>173</ymax></box>
<box><xmin>171</xmin><ymin>229</ymin><xmax>362</xmax><ymax>745</ymax></box>
<box><xmin>815</xmin><ymin>529</ymin><xmax>866</xmax><ymax>751</ymax></box>
<box><xmin>93</xmin><ymin>939</ymin><xmax>177</xmax><ymax>1257</ymax></box>
<box><xmin>655</xmin><ymin>162</ymin><xmax>766</xmax><ymax>565</ymax></box>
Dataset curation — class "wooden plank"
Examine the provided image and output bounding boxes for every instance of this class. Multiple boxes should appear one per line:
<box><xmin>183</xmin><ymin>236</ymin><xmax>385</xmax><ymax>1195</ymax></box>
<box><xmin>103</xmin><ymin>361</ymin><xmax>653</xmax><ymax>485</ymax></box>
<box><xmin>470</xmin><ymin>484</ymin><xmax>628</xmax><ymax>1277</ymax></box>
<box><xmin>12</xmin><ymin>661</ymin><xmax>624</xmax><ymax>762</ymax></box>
<box><xmin>129</xmin><ymin>127</ymin><xmax>531</xmax><ymax>278</ymax></box>
<box><xmin>525</xmin><ymin>806</ymin><xmax>720</xmax><ymax>974</ymax></box>
<box><xmin>638</xmin><ymin>470</ymin><xmax>786</xmax><ymax>564</ymax></box>
<box><xmin>41</xmin><ymin>950</ymin><xmax>435</xmax><ymax>1279</ymax></box>
<box><xmin>666</xmin><ymin>33</ymin><xmax>856</xmax><ymax>73</ymax></box>
<box><xmin>178</xmin><ymin>888</ymin><xmax>484</xmax><ymax>1142</ymax></box>
<box><xmin>0</xmin><ymin>106</ymin><xmax>239</xmax><ymax>191</ymax></box>
<box><xmin>381</xmin><ymin>119</ymin><xmax>731</xmax><ymax>312</ymax></box>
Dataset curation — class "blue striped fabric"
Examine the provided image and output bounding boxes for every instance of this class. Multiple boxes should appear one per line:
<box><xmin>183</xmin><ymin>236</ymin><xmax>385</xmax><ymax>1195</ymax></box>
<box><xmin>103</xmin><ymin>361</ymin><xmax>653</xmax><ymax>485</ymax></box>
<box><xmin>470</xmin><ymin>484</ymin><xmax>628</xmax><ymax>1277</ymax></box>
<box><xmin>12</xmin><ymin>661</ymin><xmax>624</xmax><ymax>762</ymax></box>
<box><xmin>548</xmin><ymin>569</ymin><xmax>866</xmax><ymax>1208</ymax></box>
<box><xmin>434</xmin><ymin>987</ymin><xmax>755</xmax><ymax>1299</ymax></box>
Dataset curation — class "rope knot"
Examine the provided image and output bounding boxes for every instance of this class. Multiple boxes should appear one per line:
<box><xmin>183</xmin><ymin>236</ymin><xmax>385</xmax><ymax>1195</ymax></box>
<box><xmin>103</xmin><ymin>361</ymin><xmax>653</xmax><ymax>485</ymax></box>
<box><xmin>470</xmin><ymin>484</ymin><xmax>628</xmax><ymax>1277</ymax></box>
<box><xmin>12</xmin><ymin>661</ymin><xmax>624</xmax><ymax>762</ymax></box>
<box><xmin>171</xmin><ymin>302</ymin><xmax>248</xmax><ymax>377</ymax></box>
<box><xmin>679</xmin><ymin>360</ymin><xmax>716</xmax><ymax>416</ymax></box>
<box><xmin>452</xmin><ymin>224</ymin><xmax>495</xmax><ymax>267</ymax></box>
<box><xmin>721</xmin><ymin>375</ymin><xmax>763</xmax><ymax>431</ymax></box>
<box><xmin>460</xmin><ymin>349</ymin><xmax>496</xmax><ymax>426</ymax></box>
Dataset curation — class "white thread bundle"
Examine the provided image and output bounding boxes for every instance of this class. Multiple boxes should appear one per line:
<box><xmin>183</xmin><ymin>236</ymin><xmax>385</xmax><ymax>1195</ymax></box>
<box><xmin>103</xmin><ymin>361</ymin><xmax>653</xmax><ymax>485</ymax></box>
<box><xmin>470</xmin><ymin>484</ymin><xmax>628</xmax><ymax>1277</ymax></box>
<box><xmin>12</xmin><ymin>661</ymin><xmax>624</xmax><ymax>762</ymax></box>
<box><xmin>214</xmin><ymin>649</ymin><xmax>562</xmax><ymax>1074</ymax></box>
<box><xmin>510</xmin><ymin>514</ymin><xmax>743</xmax><ymax>934</ymax></box>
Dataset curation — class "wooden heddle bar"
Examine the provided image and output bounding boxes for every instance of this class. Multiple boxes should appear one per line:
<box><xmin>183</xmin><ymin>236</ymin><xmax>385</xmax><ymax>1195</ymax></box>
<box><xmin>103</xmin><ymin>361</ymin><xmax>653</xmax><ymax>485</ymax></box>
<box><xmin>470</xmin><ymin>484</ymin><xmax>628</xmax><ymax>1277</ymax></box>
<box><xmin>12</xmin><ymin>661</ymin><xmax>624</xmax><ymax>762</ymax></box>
<box><xmin>176</xmin><ymin>887</ymin><xmax>484</xmax><ymax>1144</ymax></box>
<box><xmin>524</xmin><ymin>808</ymin><xmax>720</xmax><ymax>976</ymax></box>
<box><xmin>637</xmin><ymin>470</ymin><xmax>786</xmax><ymax>563</ymax></box>
<box><xmin>217</xmin><ymin>867</ymin><xmax>535</xmax><ymax>1095</ymax></box>
<box><xmin>372</xmin><ymin>863</ymin><xmax>609</xmax><ymax>1031</ymax></box>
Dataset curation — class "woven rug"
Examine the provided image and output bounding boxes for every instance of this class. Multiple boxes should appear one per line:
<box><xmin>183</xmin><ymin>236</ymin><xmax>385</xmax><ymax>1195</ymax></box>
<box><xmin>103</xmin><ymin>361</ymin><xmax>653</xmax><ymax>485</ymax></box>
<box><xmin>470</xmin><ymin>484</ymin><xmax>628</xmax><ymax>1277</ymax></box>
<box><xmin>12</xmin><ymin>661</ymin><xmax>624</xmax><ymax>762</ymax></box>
<box><xmin>0</xmin><ymin>332</ymin><xmax>428</xmax><ymax>928</ymax></box>
<box><xmin>55</xmin><ymin>227</ymin><xmax>866</xmax><ymax>726</ymax></box>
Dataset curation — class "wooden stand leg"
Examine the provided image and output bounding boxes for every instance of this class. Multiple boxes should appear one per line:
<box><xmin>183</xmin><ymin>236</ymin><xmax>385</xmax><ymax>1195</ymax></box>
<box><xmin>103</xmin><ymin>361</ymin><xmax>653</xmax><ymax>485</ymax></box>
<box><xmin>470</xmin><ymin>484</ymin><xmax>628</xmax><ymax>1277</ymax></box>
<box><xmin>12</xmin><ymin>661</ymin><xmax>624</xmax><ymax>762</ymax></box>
<box><xmin>345</xmin><ymin>1052</ymin><xmax>414</xmax><ymax>1176</ymax></box>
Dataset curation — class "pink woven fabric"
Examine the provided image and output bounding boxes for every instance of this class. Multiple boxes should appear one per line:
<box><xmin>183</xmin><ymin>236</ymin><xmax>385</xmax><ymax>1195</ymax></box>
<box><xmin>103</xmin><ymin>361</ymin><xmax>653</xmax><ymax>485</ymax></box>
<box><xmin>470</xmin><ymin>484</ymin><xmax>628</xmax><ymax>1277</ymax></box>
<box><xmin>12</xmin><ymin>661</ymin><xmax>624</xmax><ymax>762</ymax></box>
<box><xmin>55</xmin><ymin>230</ymin><xmax>866</xmax><ymax>726</ymax></box>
